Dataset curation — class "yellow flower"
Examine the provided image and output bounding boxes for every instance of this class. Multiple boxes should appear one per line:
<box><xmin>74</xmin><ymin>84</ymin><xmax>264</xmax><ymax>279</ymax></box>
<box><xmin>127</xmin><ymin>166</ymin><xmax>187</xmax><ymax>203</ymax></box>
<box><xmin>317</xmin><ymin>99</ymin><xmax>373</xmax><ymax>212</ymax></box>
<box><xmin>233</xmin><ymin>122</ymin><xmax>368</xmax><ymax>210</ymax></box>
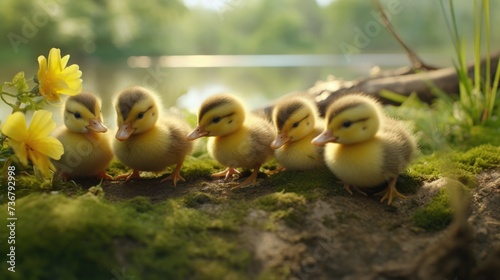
<box><xmin>1</xmin><ymin>110</ymin><xmax>64</xmax><ymax>177</ymax></box>
<box><xmin>37</xmin><ymin>48</ymin><xmax>82</xmax><ymax>101</ymax></box>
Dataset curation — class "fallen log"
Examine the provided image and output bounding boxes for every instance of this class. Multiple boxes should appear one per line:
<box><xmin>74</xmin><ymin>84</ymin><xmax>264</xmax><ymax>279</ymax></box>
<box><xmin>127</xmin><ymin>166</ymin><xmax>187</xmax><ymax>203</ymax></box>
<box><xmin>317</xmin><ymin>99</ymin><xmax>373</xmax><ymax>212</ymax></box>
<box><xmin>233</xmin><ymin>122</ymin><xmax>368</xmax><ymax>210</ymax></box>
<box><xmin>259</xmin><ymin>53</ymin><xmax>499</xmax><ymax>118</ymax></box>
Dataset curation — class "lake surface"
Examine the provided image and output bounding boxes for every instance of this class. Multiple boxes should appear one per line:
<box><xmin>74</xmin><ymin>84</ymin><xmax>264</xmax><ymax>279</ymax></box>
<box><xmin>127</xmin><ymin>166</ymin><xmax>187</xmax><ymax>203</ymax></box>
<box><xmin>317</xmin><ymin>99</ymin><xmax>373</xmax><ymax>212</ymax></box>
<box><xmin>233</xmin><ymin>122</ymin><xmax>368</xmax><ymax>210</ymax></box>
<box><xmin>0</xmin><ymin>53</ymin><xmax>452</xmax><ymax>126</ymax></box>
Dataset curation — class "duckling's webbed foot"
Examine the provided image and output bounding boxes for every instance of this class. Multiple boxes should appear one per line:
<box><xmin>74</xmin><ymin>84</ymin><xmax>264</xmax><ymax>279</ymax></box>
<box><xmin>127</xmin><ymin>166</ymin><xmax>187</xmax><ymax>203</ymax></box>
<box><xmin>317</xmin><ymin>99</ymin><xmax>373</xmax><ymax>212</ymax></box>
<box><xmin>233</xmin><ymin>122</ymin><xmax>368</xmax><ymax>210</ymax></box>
<box><xmin>96</xmin><ymin>171</ymin><xmax>113</xmax><ymax>180</ymax></box>
<box><xmin>115</xmin><ymin>169</ymin><xmax>141</xmax><ymax>181</ymax></box>
<box><xmin>265</xmin><ymin>165</ymin><xmax>286</xmax><ymax>175</ymax></box>
<box><xmin>230</xmin><ymin>165</ymin><xmax>261</xmax><ymax>190</ymax></box>
<box><xmin>211</xmin><ymin>167</ymin><xmax>241</xmax><ymax>181</ymax></box>
<box><xmin>344</xmin><ymin>184</ymin><xmax>367</xmax><ymax>196</ymax></box>
<box><xmin>376</xmin><ymin>177</ymin><xmax>406</xmax><ymax>205</ymax></box>
<box><xmin>160</xmin><ymin>163</ymin><xmax>186</xmax><ymax>187</ymax></box>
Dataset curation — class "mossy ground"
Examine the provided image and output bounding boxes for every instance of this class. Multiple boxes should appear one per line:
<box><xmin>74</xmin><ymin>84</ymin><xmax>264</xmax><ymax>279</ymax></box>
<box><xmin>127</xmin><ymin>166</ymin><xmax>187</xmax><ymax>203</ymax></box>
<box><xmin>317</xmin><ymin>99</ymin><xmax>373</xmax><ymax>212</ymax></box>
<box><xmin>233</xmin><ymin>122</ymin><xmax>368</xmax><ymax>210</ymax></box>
<box><xmin>0</xmin><ymin>131</ymin><xmax>499</xmax><ymax>279</ymax></box>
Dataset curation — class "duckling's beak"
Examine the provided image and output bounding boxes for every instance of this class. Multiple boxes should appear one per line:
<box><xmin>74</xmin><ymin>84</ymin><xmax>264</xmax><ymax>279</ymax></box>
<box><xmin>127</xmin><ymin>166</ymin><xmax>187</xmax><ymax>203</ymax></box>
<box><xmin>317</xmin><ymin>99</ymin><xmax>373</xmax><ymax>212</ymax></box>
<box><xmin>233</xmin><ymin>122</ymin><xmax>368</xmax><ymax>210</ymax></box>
<box><xmin>87</xmin><ymin>118</ymin><xmax>108</xmax><ymax>133</ymax></box>
<box><xmin>311</xmin><ymin>130</ymin><xmax>337</xmax><ymax>146</ymax></box>
<box><xmin>187</xmin><ymin>125</ymin><xmax>209</xmax><ymax>141</ymax></box>
<box><xmin>270</xmin><ymin>132</ymin><xmax>291</xmax><ymax>149</ymax></box>
<box><xmin>116</xmin><ymin>123</ymin><xmax>136</xmax><ymax>141</ymax></box>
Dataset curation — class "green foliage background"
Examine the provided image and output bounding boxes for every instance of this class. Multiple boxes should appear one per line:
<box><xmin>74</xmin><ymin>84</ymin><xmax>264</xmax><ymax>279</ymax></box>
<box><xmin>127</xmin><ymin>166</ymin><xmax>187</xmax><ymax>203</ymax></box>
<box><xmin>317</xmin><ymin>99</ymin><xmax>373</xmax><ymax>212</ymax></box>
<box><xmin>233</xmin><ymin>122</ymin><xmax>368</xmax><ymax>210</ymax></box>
<box><xmin>1</xmin><ymin>0</ymin><xmax>498</xmax><ymax>63</ymax></box>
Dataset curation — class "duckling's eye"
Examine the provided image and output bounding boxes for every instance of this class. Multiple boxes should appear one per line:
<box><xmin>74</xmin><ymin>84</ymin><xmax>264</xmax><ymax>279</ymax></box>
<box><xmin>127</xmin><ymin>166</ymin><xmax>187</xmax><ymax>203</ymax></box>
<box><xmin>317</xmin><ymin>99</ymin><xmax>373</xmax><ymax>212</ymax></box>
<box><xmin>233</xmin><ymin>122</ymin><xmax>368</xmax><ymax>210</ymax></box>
<box><xmin>342</xmin><ymin>121</ymin><xmax>352</xmax><ymax>128</ymax></box>
<box><xmin>74</xmin><ymin>112</ymin><xmax>81</xmax><ymax>119</ymax></box>
<box><xmin>212</xmin><ymin>117</ymin><xmax>220</xmax><ymax>123</ymax></box>
<box><xmin>138</xmin><ymin>112</ymin><xmax>145</xmax><ymax>119</ymax></box>
<box><xmin>292</xmin><ymin>122</ymin><xmax>299</xmax><ymax>128</ymax></box>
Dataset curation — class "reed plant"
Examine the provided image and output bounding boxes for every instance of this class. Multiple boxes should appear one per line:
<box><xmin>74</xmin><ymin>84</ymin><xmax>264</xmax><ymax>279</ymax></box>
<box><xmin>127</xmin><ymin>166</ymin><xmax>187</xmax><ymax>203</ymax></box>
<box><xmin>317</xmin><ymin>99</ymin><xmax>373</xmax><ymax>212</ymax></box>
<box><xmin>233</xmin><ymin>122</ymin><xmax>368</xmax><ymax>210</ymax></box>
<box><xmin>440</xmin><ymin>0</ymin><xmax>500</xmax><ymax>126</ymax></box>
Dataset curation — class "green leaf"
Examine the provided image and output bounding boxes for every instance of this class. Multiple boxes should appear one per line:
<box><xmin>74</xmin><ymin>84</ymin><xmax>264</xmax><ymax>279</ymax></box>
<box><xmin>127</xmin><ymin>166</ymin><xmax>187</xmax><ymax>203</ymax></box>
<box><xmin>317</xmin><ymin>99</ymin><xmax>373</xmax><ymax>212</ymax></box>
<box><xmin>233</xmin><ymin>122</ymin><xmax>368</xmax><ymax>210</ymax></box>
<box><xmin>400</xmin><ymin>92</ymin><xmax>429</xmax><ymax>109</ymax></box>
<box><xmin>379</xmin><ymin>89</ymin><xmax>408</xmax><ymax>104</ymax></box>
<box><xmin>9</xmin><ymin>71</ymin><xmax>29</xmax><ymax>93</ymax></box>
<box><xmin>19</xmin><ymin>94</ymin><xmax>32</xmax><ymax>104</ymax></box>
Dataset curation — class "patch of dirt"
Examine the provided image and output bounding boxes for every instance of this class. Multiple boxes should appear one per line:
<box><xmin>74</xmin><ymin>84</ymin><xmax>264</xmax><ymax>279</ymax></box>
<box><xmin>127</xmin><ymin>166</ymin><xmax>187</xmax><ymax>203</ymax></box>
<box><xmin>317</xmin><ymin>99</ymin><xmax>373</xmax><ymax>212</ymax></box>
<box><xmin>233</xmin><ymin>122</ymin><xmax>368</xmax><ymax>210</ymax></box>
<box><xmin>85</xmin><ymin>169</ymin><xmax>500</xmax><ymax>279</ymax></box>
<box><xmin>99</xmin><ymin>173</ymin><xmax>277</xmax><ymax>203</ymax></box>
<box><xmin>469</xmin><ymin>169</ymin><xmax>500</xmax><ymax>259</ymax></box>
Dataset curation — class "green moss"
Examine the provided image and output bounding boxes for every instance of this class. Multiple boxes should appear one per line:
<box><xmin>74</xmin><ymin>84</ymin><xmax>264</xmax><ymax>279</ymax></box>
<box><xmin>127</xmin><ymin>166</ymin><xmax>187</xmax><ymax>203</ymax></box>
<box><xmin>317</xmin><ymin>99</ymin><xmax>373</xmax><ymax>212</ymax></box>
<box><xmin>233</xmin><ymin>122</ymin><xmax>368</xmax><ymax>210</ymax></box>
<box><xmin>413</xmin><ymin>189</ymin><xmax>453</xmax><ymax>231</ymax></box>
<box><xmin>257</xmin><ymin>191</ymin><xmax>306</xmax><ymax>211</ymax></box>
<box><xmin>453</xmin><ymin>144</ymin><xmax>500</xmax><ymax>174</ymax></box>
<box><xmin>262</xmin><ymin>158</ymin><xmax>280</xmax><ymax>171</ymax></box>
<box><xmin>0</xmin><ymin>193</ymin><xmax>251</xmax><ymax>280</ymax></box>
<box><xmin>123</xmin><ymin>196</ymin><xmax>154</xmax><ymax>213</ymax></box>
<box><xmin>267</xmin><ymin>167</ymin><xmax>343</xmax><ymax>198</ymax></box>
<box><xmin>256</xmin><ymin>191</ymin><xmax>309</xmax><ymax>228</ymax></box>
<box><xmin>407</xmin><ymin>144</ymin><xmax>500</xmax><ymax>184</ymax></box>
<box><xmin>204</xmin><ymin>201</ymin><xmax>250</xmax><ymax>232</ymax></box>
<box><xmin>183</xmin><ymin>191</ymin><xmax>220</xmax><ymax>208</ymax></box>
<box><xmin>412</xmin><ymin>179</ymin><xmax>469</xmax><ymax>231</ymax></box>
<box><xmin>407</xmin><ymin>154</ymin><xmax>444</xmax><ymax>181</ymax></box>
<box><xmin>106</xmin><ymin>159</ymin><xmax>129</xmax><ymax>177</ymax></box>
<box><xmin>180</xmin><ymin>155</ymin><xmax>221</xmax><ymax>180</ymax></box>
<box><xmin>0</xmin><ymin>194</ymin><xmax>127</xmax><ymax>279</ymax></box>
<box><xmin>396</xmin><ymin>174</ymin><xmax>422</xmax><ymax>194</ymax></box>
<box><xmin>406</xmin><ymin>145</ymin><xmax>498</xmax><ymax>232</ymax></box>
<box><xmin>135</xmin><ymin>199</ymin><xmax>250</xmax><ymax>279</ymax></box>
<box><xmin>0</xmin><ymin>171</ymin><xmax>88</xmax><ymax>204</ymax></box>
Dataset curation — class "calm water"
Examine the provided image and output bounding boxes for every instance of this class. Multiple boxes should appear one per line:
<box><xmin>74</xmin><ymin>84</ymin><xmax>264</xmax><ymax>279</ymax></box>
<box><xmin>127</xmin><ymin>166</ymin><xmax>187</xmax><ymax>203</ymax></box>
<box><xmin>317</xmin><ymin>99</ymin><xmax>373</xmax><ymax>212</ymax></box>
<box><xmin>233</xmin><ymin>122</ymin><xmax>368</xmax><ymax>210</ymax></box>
<box><xmin>0</xmin><ymin>53</ymin><xmax>451</xmax><ymax>127</ymax></box>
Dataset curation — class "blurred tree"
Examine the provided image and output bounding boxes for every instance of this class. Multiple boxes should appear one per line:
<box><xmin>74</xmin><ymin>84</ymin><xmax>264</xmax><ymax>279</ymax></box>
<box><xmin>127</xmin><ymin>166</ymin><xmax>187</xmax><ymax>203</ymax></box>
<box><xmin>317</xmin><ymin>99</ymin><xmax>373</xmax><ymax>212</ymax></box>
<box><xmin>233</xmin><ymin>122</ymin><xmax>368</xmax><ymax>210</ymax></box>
<box><xmin>0</xmin><ymin>0</ymin><xmax>185</xmax><ymax>62</ymax></box>
<box><xmin>251</xmin><ymin>0</ymin><xmax>324</xmax><ymax>54</ymax></box>
<box><xmin>0</xmin><ymin>0</ymin><xmax>498</xmax><ymax>63</ymax></box>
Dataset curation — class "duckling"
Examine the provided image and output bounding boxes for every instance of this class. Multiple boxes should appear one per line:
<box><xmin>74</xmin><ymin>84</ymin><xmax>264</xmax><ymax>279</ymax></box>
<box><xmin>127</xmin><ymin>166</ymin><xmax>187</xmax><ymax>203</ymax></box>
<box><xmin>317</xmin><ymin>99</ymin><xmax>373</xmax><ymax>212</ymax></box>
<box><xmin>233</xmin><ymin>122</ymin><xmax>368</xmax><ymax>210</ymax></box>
<box><xmin>270</xmin><ymin>97</ymin><xmax>325</xmax><ymax>170</ymax></box>
<box><xmin>112</xmin><ymin>86</ymin><xmax>193</xmax><ymax>186</ymax></box>
<box><xmin>311</xmin><ymin>94</ymin><xmax>417</xmax><ymax>205</ymax></box>
<box><xmin>53</xmin><ymin>93</ymin><xmax>113</xmax><ymax>179</ymax></box>
<box><xmin>186</xmin><ymin>93</ymin><xmax>274</xmax><ymax>189</ymax></box>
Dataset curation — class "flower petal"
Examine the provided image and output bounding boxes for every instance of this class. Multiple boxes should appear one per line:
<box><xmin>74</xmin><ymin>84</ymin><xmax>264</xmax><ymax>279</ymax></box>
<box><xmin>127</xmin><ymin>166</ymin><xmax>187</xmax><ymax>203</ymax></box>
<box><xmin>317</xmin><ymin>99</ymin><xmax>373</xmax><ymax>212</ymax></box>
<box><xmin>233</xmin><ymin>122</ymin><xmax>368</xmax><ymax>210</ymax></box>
<box><xmin>28</xmin><ymin>149</ymin><xmax>53</xmax><ymax>177</ymax></box>
<box><xmin>47</xmin><ymin>48</ymin><xmax>62</xmax><ymax>72</ymax></box>
<box><xmin>37</xmin><ymin>55</ymin><xmax>47</xmax><ymax>79</ymax></box>
<box><xmin>61</xmin><ymin>54</ymin><xmax>70</xmax><ymax>69</ymax></box>
<box><xmin>1</xmin><ymin>112</ymin><xmax>28</xmax><ymax>142</ymax></box>
<box><xmin>60</xmin><ymin>65</ymin><xmax>82</xmax><ymax>79</ymax></box>
<box><xmin>28</xmin><ymin>110</ymin><xmax>56</xmax><ymax>139</ymax></box>
<box><xmin>7</xmin><ymin>139</ymin><xmax>28</xmax><ymax>166</ymax></box>
<box><xmin>30</xmin><ymin>136</ymin><xmax>64</xmax><ymax>160</ymax></box>
<box><xmin>57</xmin><ymin>86</ymin><xmax>82</xmax><ymax>96</ymax></box>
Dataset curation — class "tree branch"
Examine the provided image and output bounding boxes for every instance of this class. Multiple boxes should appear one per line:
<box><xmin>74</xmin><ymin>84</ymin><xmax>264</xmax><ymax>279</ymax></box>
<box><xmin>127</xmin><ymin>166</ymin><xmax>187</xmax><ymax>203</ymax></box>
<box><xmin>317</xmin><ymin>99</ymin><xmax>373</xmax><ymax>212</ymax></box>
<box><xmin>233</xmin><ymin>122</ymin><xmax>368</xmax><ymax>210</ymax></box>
<box><xmin>258</xmin><ymin>52</ymin><xmax>500</xmax><ymax>118</ymax></box>
<box><xmin>373</xmin><ymin>0</ymin><xmax>438</xmax><ymax>71</ymax></box>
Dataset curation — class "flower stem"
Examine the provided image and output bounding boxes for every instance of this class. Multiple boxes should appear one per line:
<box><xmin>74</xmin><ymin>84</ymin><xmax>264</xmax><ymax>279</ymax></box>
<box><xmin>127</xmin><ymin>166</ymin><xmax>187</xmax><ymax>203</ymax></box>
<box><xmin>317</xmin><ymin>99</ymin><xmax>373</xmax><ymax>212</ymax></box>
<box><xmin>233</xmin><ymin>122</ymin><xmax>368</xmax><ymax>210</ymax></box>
<box><xmin>12</xmin><ymin>99</ymin><xmax>22</xmax><ymax>113</ymax></box>
<box><xmin>0</xmin><ymin>91</ymin><xmax>17</xmax><ymax>110</ymax></box>
<box><xmin>1</xmin><ymin>91</ymin><xmax>17</xmax><ymax>98</ymax></box>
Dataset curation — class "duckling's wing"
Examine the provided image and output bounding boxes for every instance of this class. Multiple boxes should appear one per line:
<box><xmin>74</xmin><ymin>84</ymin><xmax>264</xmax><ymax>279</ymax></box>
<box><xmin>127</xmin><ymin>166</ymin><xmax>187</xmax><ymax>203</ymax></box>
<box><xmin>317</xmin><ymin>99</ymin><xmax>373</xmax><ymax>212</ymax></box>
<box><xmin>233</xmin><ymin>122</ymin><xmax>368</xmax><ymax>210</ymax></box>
<box><xmin>164</xmin><ymin>118</ymin><xmax>193</xmax><ymax>153</ymax></box>
<box><xmin>381</xmin><ymin>118</ymin><xmax>417</xmax><ymax>176</ymax></box>
<box><xmin>248</xmin><ymin>116</ymin><xmax>275</xmax><ymax>159</ymax></box>
<box><xmin>312</xmin><ymin>126</ymin><xmax>325</xmax><ymax>160</ymax></box>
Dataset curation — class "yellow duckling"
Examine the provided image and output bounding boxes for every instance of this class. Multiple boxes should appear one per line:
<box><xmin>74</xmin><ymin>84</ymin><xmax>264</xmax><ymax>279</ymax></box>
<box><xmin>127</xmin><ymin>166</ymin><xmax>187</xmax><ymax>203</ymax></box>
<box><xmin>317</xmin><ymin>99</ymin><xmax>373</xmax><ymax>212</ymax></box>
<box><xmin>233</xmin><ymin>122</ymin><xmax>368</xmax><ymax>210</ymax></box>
<box><xmin>186</xmin><ymin>93</ymin><xmax>274</xmax><ymax>189</ymax></box>
<box><xmin>270</xmin><ymin>97</ymin><xmax>325</xmax><ymax>170</ymax></box>
<box><xmin>312</xmin><ymin>94</ymin><xmax>417</xmax><ymax>205</ymax></box>
<box><xmin>113</xmin><ymin>86</ymin><xmax>193</xmax><ymax>186</ymax></box>
<box><xmin>53</xmin><ymin>93</ymin><xmax>113</xmax><ymax>179</ymax></box>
